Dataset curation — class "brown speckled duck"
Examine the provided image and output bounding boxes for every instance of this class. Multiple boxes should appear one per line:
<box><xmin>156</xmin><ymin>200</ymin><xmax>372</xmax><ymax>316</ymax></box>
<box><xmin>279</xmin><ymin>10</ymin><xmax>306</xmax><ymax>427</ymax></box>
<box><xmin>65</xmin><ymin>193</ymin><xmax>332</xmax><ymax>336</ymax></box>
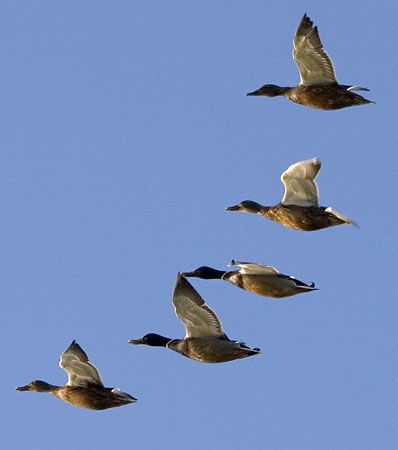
<box><xmin>247</xmin><ymin>14</ymin><xmax>374</xmax><ymax>110</ymax></box>
<box><xmin>129</xmin><ymin>274</ymin><xmax>260</xmax><ymax>363</ymax></box>
<box><xmin>16</xmin><ymin>341</ymin><xmax>137</xmax><ymax>410</ymax></box>
<box><xmin>182</xmin><ymin>260</ymin><xmax>317</xmax><ymax>298</ymax></box>
<box><xmin>226</xmin><ymin>158</ymin><xmax>357</xmax><ymax>231</ymax></box>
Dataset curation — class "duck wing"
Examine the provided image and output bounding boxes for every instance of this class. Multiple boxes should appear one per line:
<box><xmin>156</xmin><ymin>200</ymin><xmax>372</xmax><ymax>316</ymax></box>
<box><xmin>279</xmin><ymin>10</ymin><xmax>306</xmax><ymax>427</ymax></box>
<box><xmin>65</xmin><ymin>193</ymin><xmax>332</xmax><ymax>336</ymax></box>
<box><xmin>173</xmin><ymin>274</ymin><xmax>226</xmax><ymax>339</ymax></box>
<box><xmin>281</xmin><ymin>158</ymin><xmax>320</xmax><ymax>207</ymax></box>
<box><xmin>59</xmin><ymin>341</ymin><xmax>104</xmax><ymax>387</ymax></box>
<box><xmin>293</xmin><ymin>14</ymin><xmax>337</xmax><ymax>86</ymax></box>
<box><xmin>229</xmin><ymin>260</ymin><xmax>280</xmax><ymax>276</ymax></box>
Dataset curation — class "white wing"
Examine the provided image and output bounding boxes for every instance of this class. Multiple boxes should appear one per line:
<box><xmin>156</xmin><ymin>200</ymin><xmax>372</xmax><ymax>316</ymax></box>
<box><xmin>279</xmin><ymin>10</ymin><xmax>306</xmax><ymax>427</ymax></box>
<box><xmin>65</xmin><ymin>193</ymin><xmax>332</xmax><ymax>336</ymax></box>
<box><xmin>281</xmin><ymin>158</ymin><xmax>321</xmax><ymax>207</ymax></box>
<box><xmin>228</xmin><ymin>260</ymin><xmax>280</xmax><ymax>276</ymax></box>
<box><xmin>293</xmin><ymin>14</ymin><xmax>337</xmax><ymax>86</ymax></box>
<box><xmin>59</xmin><ymin>341</ymin><xmax>103</xmax><ymax>387</ymax></box>
<box><xmin>173</xmin><ymin>275</ymin><xmax>224</xmax><ymax>339</ymax></box>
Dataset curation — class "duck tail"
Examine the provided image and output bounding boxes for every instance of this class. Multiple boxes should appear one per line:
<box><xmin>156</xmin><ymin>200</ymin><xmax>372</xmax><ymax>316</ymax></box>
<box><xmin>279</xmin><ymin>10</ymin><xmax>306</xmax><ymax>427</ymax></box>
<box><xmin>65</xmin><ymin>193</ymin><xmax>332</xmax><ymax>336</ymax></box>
<box><xmin>111</xmin><ymin>388</ymin><xmax>137</xmax><ymax>403</ymax></box>
<box><xmin>238</xmin><ymin>341</ymin><xmax>261</xmax><ymax>356</ymax></box>
<box><xmin>326</xmin><ymin>207</ymin><xmax>359</xmax><ymax>228</ymax></box>
<box><xmin>303</xmin><ymin>282</ymin><xmax>318</xmax><ymax>290</ymax></box>
<box><xmin>246</xmin><ymin>347</ymin><xmax>261</xmax><ymax>356</ymax></box>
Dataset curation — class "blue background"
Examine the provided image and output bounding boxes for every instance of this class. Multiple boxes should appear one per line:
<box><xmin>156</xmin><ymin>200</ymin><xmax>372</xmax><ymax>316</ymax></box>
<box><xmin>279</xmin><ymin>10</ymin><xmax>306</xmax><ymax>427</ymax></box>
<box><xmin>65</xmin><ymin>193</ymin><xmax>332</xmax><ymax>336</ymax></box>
<box><xmin>3</xmin><ymin>2</ymin><xmax>397</xmax><ymax>449</ymax></box>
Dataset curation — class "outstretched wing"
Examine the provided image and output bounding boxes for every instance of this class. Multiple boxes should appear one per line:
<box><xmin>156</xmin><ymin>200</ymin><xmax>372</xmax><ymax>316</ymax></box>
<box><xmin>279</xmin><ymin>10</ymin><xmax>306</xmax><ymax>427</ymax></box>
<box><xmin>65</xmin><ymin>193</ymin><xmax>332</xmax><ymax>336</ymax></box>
<box><xmin>281</xmin><ymin>158</ymin><xmax>321</xmax><ymax>207</ymax></box>
<box><xmin>59</xmin><ymin>341</ymin><xmax>103</xmax><ymax>387</ymax></box>
<box><xmin>173</xmin><ymin>274</ymin><xmax>225</xmax><ymax>339</ymax></box>
<box><xmin>293</xmin><ymin>14</ymin><xmax>337</xmax><ymax>86</ymax></box>
<box><xmin>229</xmin><ymin>260</ymin><xmax>280</xmax><ymax>276</ymax></box>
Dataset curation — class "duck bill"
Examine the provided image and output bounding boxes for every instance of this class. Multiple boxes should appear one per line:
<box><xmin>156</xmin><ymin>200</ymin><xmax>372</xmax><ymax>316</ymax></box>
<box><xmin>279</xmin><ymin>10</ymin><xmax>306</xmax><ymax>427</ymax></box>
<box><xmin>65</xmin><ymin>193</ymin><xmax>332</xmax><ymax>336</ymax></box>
<box><xmin>16</xmin><ymin>384</ymin><xmax>29</xmax><ymax>391</ymax></box>
<box><xmin>246</xmin><ymin>89</ymin><xmax>260</xmax><ymax>96</ymax></box>
<box><xmin>225</xmin><ymin>204</ymin><xmax>240</xmax><ymax>211</ymax></box>
<box><xmin>128</xmin><ymin>338</ymin><xmax>144</xmax><ymax>345</ymax></box>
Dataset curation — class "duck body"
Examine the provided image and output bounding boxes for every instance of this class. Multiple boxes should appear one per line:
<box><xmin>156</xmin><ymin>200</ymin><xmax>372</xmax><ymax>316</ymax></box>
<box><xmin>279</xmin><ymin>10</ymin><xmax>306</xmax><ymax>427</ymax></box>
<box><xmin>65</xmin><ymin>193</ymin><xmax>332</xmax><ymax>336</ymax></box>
<box><xmin>261</xmin><ymin>203</ymin><xmax>352</xmax><ymax>231</ymax></box>
<box><xmin>54</xmin><ymin>385</ymin><xmax>136</xmax><ymax>410</ymax></box>
<box><xmin>168</xmin><ymin>337</ymin><xmax>259</xmax><ymax>363</ymax></box>
<box><xmin>223</xmin><ymin>270</ymin><xmax>314</xmax><ymax>298</ymax></box>
<box><xmin>182</xmin><ymin>263</ymin><xmax>316</xmax><ymax>298</ymax></box>
<box><xmin>285</xmin><ymin>84</ymin><xmax>373</xmax><ymax>110</ymax></box>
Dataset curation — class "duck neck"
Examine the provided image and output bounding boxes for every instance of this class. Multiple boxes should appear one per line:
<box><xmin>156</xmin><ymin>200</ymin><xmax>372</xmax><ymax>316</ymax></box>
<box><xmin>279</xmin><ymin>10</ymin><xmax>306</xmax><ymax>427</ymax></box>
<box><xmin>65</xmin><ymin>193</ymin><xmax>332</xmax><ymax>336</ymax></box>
<box><xmin>277</xmin><ymin>86</ymin><xmax>292</xmax><ymax>96</ymax></box>
<box><xmin>34</xmin><ymin>381</ymin><xmax>60</xmax><ymax>392</ymax></box>
<box><xmin>147</xmin><ymin>334</ymin><xmax>173</xmax><ymax>347</ymax></box>
<box><xmin>198</xmin><ymin>267</ymin><xmax>226</xmax><ymax>279</ymax></box>
<box><xmin>202</xmin><ymin>268</ymin><xmax>226</xmax><ymax>279</ymax></box>
<box><xmin>248</xmin><ymin>202</ymin><xmax>267</xmax><ymax>214</ymax></box>
<box><xmin>257</xmin><ymin>205</ymin><xmax>271</xmax><ymax>216</ymax></box>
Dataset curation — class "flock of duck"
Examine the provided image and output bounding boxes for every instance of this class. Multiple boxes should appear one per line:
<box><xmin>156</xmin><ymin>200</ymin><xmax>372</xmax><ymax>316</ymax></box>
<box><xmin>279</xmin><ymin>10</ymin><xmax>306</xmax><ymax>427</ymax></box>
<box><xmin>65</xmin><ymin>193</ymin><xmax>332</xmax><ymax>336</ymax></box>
<box><xmin>16</xmin><ymin>14</ymin><xmax>373</xmax><ymax>410</ymax></box>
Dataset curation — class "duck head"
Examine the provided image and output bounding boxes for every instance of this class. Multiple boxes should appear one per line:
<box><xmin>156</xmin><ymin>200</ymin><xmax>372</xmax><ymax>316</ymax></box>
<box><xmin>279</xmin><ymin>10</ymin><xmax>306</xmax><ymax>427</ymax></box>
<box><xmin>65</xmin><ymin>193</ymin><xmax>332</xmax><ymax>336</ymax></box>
<box><xmin>16</xmin><ymin>380</ymin><xmax>57</xmax><ymax>392</ymax></box>
<box><xmin>181</xmin><ymin>266</ymin><xmax>226</xmax><ymax>280</ymax></box>
<box><xmin>128</xmin><ymin>333</ymin><xmax>172</xmax><ymax>347</ymax></box>
<box><xmin>226</xmin><ymin>200</ymin><xmax>263</xmax><ymax>214</ymax></box>
<box><xmin>247</xmin><ymin>84</ymin><xmax>289</xmax><ymax>97</ymax></box>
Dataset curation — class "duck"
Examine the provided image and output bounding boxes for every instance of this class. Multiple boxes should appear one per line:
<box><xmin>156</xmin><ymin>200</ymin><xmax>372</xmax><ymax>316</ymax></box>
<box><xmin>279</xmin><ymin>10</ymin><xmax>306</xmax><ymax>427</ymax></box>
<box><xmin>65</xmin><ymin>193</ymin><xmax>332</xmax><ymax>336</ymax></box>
<box><xmin>226</xmin><ymin>158</ymin><xmax>357</xmax><ymax>231</ymax></box>
<box><xmin>247</xmin><ymin>14</ymin><xmax>374</xmax><ymax>110</ymax></box>
<box><xmin>181</xmin><ymin>260</ymin><xmax>317</xmax><ymax>298</ymax></box>
<box><xmin>16</xmin><ymin>341</ymin><xmax>137</xmax><ymax>410</ymax></box>
<box><xmin>129</xmin><ymin>273</ymin><xmax>260</xmax><ymax>363</ymax></box>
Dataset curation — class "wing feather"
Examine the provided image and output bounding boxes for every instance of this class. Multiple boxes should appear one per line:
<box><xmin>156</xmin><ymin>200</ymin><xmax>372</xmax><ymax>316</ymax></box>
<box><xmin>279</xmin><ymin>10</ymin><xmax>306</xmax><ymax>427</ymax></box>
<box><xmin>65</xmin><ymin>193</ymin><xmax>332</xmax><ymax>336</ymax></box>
<box><xmin>229</xmin><ymin>260</ymin><xmax>280</xmax><ymax>275</ymax></box>
<box><xmin>281</xmin><ymin>158</ymin><xmax>321</xmax><ymax>207</ymax></box>
<box><xmin>59</xmin><ymin>341</ymin><xmax>103</xmax><ymax>387</ymax></box>
<box><xmin>293</xmin><ymin>14</ymin><xmax>337</xmax><ymax>86</ymax></box>
<box><xmin>173</xmin><ymin>275</ymin><xmax>224</xmax><ymax>339</ymax></box>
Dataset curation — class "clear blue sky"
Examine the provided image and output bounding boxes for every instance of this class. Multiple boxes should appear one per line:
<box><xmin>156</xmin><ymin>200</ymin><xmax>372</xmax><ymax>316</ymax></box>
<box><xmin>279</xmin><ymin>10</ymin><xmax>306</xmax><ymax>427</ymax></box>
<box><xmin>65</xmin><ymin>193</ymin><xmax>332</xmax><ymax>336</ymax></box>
<box><xmin>3</xmin><ymin>2</ymin><xmax>397</xmax><ymax>449</ymax></box>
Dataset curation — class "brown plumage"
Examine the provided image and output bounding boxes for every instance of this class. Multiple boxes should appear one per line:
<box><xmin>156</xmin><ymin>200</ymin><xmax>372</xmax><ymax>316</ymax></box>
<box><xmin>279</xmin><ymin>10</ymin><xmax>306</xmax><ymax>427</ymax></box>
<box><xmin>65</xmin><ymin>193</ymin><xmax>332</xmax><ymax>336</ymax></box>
<box><xmin>167</xmin><ymin>338</ymin><xmax>258</xmax><ymax>363</ymax></box>
<box><xmin>53</xmin><ymin>385</ymin><xmax>135</xmax><ymax>410</ymax></box>
<box><xmin>226</xmin><ymin>158</ymin><xmax>357</xmax><ymax>232</ymax></box>
<box><xmin>247</xmin><ymin>14</ymin><xmax>374</xmax><ymax>110</ymax></box>
<box><xmin>16</xmin><ymin>341</ymin><xmax>137</xmax><ymax>410</ymax></box>
<box><xmin>259</xmin><ymin>203</ymin><xmax>351</xmax><ymax>231</ymax></box>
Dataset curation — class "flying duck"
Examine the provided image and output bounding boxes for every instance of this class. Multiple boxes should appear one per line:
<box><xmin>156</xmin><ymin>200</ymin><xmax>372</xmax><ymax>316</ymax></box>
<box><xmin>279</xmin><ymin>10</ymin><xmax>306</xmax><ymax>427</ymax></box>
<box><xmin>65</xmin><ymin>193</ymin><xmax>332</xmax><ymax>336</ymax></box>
<box><xmin>247</xmin><ymin>14</ymin><xmax>374</xmax><ymax>110</ymax></box>
<box><xmin>129</xmin><ymin>274</ymin><xmax>260</xmax><ymax>363</ymax></box>
<box><xmin>226</xmin><ymin>158</ymin><xmax>357</xmax><ymax>231</ymax></box>
<box><xmin>16</xmin><ymin>341</ymin><xmax>137</xmax><ymax>410</ymax></box>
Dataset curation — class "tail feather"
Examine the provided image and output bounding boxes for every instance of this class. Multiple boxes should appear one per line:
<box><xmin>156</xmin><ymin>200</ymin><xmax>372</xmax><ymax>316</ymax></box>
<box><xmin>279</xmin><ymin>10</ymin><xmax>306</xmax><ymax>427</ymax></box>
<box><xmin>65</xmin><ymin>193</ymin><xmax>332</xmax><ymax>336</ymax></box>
<box><xmin>238</xmin><ymin>341</ymin><xmax>261</xmax><ymax>355</ymax></box>
<box><xmin>111</xmin><ymin>388</ymin><xmax>137</xmax><ymax>403</ymax></box>
<box><xmin>326</xmin><ymin>207</ymin><xmax>359</xmax><ymax>228</ymax></box>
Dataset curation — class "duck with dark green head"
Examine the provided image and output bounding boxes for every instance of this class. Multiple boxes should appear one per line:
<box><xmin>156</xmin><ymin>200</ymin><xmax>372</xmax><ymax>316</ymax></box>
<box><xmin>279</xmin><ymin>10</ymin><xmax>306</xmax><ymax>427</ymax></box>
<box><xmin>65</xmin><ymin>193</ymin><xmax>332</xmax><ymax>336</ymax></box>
<box><xmin>129</xmin><ymin>274</ymin><xmax>260</xmax><ymax>363</ymax></box>
<box><xmin>247</xmin><ymin>14</ymin><xmax>374</xmax><ymax>110</ymax></box>
<box><xmin>182</xmin><ymin>260</ymin><xmax>317</xmax><ymax>298</ymax></box>
<box><xmin>226</xmin><ymin>158</ymin><xmax>357</xmax><ymax>232</ymax></box>
<box><xmin>16</xmin><ymin>341</ymin><xmax>137</xmax><ymax>410</ymax></box>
